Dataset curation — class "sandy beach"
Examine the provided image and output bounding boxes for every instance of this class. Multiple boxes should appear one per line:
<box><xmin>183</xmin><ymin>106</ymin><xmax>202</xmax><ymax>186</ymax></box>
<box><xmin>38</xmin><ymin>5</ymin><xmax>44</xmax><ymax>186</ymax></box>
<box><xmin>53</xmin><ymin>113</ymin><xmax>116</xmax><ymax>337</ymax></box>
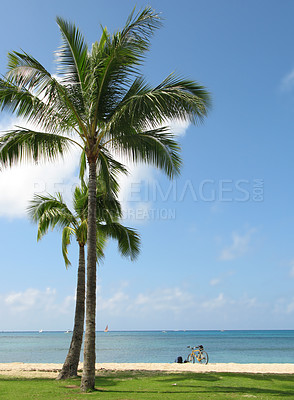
<box><xmin>0</xmin><ymin>362</ymin><xmax>293</xmax><ymax>378</ymax></box>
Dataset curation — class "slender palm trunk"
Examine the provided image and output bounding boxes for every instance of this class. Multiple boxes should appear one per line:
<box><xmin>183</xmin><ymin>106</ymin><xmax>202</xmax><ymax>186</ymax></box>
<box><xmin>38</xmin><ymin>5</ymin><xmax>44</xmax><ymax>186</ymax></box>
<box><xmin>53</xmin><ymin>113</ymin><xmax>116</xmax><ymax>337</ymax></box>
<box><xmin>81</xmin><ymin>160</ymin><xmax>97</xmax><ymax>391</ymax></box>
<box><xmin>57</xmin><ymin>244</ymin><xmax>85</xmax><ymax>380</ymax></box>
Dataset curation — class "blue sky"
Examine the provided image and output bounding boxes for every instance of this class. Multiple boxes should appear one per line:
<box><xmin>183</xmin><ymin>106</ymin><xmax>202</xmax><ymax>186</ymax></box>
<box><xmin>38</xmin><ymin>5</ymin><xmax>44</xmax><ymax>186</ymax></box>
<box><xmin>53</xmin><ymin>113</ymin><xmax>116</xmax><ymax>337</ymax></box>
<box><xmin>1</xmin><ymin>0</ymin><xmax>294</xmax><ymax>331</ymax></box>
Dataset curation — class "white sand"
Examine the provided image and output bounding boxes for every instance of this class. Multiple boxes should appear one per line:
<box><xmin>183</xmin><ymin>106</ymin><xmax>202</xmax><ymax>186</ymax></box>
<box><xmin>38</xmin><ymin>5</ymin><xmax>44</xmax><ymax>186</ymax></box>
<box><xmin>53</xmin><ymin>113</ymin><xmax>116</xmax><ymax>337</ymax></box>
<box><xmin>0</xmin><ymin>362</ymin><xmax>294</xmax><ymax>378</ymax></box>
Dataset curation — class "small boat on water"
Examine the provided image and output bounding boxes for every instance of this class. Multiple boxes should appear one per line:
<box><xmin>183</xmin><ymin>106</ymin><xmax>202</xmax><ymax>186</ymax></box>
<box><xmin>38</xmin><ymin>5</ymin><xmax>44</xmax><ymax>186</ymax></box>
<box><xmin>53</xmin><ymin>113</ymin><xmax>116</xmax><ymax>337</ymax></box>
<box><xmin>104</xmin><ymin>325</ymin><xmax>109</xmax><ymax>332</ymax></box>
<box><xmin>39</xmin><ymin>329</ymin><xmax>43</xmax><ymax>333</ymax></box>
<box><xmin>65</xmin><ymin>329</ymin><xmax>72</xmax><ymax>334</ymax></box>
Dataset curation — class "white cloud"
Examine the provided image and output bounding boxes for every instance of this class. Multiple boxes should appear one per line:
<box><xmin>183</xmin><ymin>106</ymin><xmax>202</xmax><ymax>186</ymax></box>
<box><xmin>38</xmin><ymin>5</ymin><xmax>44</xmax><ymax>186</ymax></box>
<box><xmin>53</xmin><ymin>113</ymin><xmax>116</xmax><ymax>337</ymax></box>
<box><xmin>201</xmin><ymin>293</ymin><xmax>228</xmax><ymax>310</ymax></box>
<box><xmin>167</xmin><ymin>119</ymin><xmax>190</xmax><ymax>136</ymax></box>
<box><xmin>219</xmin><ymin>228</ymin><xmax>256</xmax><ymax>261</ymax></box>
<box><xmin>0</xmin><ymin>118</ymin><xmax>81</xmax><ymax>218</ymax></box>
<box><xmin>287</xmin><ymin>300</ymin><xmax>294</xmax><ymax>313</ymax></box>
<box><xmin>210</xmin><ymin>278</ymin><xmax>221</xmax><ymax>286</ymax></box>
<box><xmin>5</xmin><ymin>288</ymin><xmax>45</xmax><ymax>311</ymax></box>
<box><xmin>209</xmin><ymin>270</ymin><xmax>235</xmax><ymax>286</ymax></box>
<box><xmin>274</xmin><ymin>297</ymin><xmax>294</xmax><ymax>314</ymax></box>
<box><xmin>0</xmin><ymin>287</ymin><xmax>76</xmax><ymax>330</ymax></box>
<box><xmin>131</xmin><ymin>287</ymin><xmax>195</xmax><ymax>313</ymax></box>
<box><xmin>289</xmin><ymin>260</ymin><xmax>294</xmax><ymax>278</ymax></box>
<box><xmin>4</xmin><ymin>287</ymin><xmax>75</xmax><ymax>314</ymax></box>
<box><xmin>280</xmin><ymin>68</ymin><xmax>294</xmax><ymax>92</ymax></box>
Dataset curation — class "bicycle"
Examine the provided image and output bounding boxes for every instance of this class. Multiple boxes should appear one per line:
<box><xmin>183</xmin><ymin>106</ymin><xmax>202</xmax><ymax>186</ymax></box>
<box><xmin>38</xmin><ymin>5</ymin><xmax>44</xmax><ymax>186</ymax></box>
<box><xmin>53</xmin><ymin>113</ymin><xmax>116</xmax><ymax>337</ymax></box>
<box><xmin>186</xmin><ymin>345</ymin><xmax>209</xmax><ymax>364</ymax></box>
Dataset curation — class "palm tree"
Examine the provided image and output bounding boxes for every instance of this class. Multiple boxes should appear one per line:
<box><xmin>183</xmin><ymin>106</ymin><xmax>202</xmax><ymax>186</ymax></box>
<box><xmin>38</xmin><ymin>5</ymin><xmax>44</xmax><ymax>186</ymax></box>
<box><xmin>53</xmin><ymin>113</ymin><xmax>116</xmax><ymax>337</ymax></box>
<box><xmin>28</xmin><ymin>181</ymin><xmax>140</xmax><ymax>379</ymax></box>
<box><xmin>0</xmin><ymin>7</ymin><xmax>211</xmax><ymax>390</ymax></box>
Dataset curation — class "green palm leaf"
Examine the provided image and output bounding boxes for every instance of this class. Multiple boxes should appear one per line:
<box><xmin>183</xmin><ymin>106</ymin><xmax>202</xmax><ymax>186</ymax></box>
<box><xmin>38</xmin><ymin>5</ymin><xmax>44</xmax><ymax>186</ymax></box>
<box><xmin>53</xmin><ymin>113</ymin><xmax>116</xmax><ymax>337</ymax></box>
<box><xmin>27</xmin><ymin>193</ymin><xmax>76</xmax><ymax>240</ymax></box>
<box><xmin>62</xmin><ymin>226</ymin><xmax>75</xmax><ymax>268</ymax></box>
<box><xmin>0</xmin><ymin>128</ymin><xmax>73</xmax><ymax>166</ymax></box>
<box><xmin>96</xmin><ymin>229</ymin><xmax>107</xmax><ymax>260</ymax></box>
<box><xmin>109</xmin><ymin>126</ymin><xmax>181</xmax><ymax>178</ymax></box>
<box><xmin>109</xmin><ymin>73</ymin><xmax>211</xmax><ymax>131</ymax></box>
<box><xmin>89</xmin><ymin>7</ymin><xmax>161</xmax><ymax>126</ymax></box>
<box><xmin>97</xmin><ymin>148</ymin><xmax>128</xmax><ymax>193</ymax></box>
<box><xmin>0</xmin><ymin>78</ymin><xmax>72</xmax><ymax>133</ymax></box>
<box><xmin>98</xmin><ymin>222</ymin><xmax>140</xmax><ymax>261</ymax></box>
<box><xmin>56</xmin><ymin>17</ymin><xmax>89</xmax><ymax>89</ymax></box>
<box><xmin>6</xmin><ymin>51</ymin><xmax>54</xmax><ymax>96</ymax></box>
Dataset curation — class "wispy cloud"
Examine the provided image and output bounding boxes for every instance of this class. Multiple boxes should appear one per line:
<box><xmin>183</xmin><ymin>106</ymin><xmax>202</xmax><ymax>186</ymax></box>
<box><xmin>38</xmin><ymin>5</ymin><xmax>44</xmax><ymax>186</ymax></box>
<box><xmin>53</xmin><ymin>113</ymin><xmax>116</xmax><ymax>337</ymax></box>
<box><xmin>209</xmin><ymin>270</ymin><xmax>235</xmax><ymax>286</ymax></box>
<box><xmin>289</xmin><ymin>260</ymin><xmax>294</xmax><ymax>278</ymax></box>
<box><xmin>280</xmin><ymin>68</ymin><xmax>294</xmax><ymax>92</ymax></box>
<box><xmin>0</xmin><ymin>287</ymin><xmax>75</xmax><ymax>330</ymax></box>
<box><xmin>273</xmin><ymin>297</ymin><xmax>294</xmax><ymax>314</ymax></box>
<box><xmin>4</xmin><ymin>287</ymin><xmax>74</xmax><ymax>314</ymax></box>
<box><xmin>210</xmin><ymin>278</ymin><xmax>221</xmax><ymax>286</ymax></box>
<box><xmin>0</xmin><ymin>284</ymin><xmax>290</xmax><ymax>330</ymax></box>
<box><xmin>167</xmin><ymin>119</ymin><xmax>190</xmax><ymax>136</ymax></box>
<box><xmin>219</xmin><ymin>228</ymin><xmax>256</xmax><ymax>261</ymax></box>
<box><xmin>201</xmin><ymin>293</ymin><xmax>228</xmax><ymax>310</ymax></box>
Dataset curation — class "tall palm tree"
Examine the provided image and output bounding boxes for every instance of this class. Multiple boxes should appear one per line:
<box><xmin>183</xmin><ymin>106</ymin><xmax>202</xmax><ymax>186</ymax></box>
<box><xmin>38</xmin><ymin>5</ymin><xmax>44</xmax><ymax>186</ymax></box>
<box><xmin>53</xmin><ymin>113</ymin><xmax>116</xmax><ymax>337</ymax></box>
<box><xmin>28</xmin><ymin>182</ymin><xmax>140</xmax><ymax>379</ymax></box>
<box><xmin>0</xmin><ymin>7</ymin><xmax>211</xmax><ymax>390</ymax></box>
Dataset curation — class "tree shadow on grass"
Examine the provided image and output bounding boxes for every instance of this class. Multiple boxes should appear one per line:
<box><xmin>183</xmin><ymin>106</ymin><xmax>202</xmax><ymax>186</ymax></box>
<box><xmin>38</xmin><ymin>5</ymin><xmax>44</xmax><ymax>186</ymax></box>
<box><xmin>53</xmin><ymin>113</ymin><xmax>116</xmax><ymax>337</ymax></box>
<box><xmin>243</xmin><ymin>373</ymin><xmax>294</xmax><ymax>382</ymax></box>
<box><xmin>157</xmin><ymin>373</ymin><xmax>294</xmax><ymax>398</ymax></box>
<box><xmin>91</xmin><ymin>372</ymin><xmax>294</xmax><ymax>398</ymax></box>
<box><xmin>158</xmin><ymin>372</ymin><xmax>221</xmax><ymax>383</ymax></box>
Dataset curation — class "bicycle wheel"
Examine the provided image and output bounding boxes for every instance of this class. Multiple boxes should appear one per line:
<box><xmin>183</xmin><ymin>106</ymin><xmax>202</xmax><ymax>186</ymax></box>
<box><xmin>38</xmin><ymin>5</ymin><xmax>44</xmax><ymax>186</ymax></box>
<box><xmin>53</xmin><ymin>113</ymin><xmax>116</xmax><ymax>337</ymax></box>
<box><xmin>199</xmin><ymin>351</ymin><xmax>208</xmax><ymax>364</ymax></box>
<box><xmin>187</xmin><ymin>354</ymin><xmax>196</xmax><ymax>363</ymax></box>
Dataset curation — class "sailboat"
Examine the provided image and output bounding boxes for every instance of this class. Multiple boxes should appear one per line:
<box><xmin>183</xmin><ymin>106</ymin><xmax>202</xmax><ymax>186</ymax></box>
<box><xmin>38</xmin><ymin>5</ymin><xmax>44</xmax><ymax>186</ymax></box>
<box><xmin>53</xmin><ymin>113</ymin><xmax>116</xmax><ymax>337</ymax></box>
<box><xmin>104</xmin><ymin>324</ymin><xmax>109</xmax><ymax>333</ymax></box>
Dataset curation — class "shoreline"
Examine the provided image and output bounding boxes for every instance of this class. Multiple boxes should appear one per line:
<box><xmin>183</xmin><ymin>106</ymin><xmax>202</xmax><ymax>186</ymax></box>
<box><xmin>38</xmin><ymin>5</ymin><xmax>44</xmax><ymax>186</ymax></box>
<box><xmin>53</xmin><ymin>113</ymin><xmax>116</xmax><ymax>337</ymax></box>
<box><xmin>0</xmin><ymin>362</ymin><xmax>294</xmax><ymax>378</ymax></box>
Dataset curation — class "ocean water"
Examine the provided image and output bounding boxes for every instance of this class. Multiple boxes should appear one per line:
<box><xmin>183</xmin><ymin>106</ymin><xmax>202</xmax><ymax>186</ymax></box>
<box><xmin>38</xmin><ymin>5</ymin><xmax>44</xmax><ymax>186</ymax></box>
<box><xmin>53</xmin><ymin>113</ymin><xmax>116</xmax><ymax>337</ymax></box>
<box><xmin>0</xmin><ymin>330</ymin><xmax>293</xmax><ymax>364</ymax></box>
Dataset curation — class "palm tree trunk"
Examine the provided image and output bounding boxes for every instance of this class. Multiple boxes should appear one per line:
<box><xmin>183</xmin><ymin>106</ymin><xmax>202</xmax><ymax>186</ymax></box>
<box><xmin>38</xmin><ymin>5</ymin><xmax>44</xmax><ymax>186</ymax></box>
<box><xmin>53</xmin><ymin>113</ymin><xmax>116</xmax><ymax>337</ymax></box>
<box><xmin>81</xmin><ymin>160</ymin><xmax>97</xmax><ymax>391</ymax></box>
<box><xmin>57</xmin><ymin>244</ymin><xmax>85</xmax><ymax>380</ymax></box>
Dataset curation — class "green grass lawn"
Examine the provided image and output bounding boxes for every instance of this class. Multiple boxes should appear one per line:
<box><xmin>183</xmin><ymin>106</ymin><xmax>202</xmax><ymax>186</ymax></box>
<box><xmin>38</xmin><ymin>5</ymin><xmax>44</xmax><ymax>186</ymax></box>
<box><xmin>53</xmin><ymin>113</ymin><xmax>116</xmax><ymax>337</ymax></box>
<box><xmin>0</xmin><ymin>371</ymin><xmax>294</xmax><ymax>399</ymax></box>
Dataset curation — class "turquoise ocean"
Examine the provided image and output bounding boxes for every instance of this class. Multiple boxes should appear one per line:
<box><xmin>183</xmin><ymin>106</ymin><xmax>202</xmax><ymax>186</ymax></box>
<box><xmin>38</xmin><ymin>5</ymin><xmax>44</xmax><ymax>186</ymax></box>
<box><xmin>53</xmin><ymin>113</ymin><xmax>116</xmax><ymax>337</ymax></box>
<box><xmin>0</xmin><ymin>331</ymin><xmax>293</xmax><ymax>364</ymax></box>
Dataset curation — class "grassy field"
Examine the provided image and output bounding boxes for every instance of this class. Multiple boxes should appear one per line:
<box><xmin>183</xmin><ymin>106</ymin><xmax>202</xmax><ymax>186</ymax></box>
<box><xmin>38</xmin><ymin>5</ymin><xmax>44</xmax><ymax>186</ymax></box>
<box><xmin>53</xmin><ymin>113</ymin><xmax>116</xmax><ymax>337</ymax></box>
<box><xmin>0</xmin><ymin>371</ymin><xmax>294</xmax><ymax>399</ymax></box>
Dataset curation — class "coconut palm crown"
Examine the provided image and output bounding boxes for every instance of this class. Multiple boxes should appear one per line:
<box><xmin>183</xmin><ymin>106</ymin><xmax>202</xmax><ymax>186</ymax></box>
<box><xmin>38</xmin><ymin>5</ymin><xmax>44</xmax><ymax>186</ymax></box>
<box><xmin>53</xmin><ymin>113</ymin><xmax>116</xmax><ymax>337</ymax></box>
<box><xmin>0</xmin><ymin>7</ymin><xmax>211</xmax><ymax>391</ymax></box>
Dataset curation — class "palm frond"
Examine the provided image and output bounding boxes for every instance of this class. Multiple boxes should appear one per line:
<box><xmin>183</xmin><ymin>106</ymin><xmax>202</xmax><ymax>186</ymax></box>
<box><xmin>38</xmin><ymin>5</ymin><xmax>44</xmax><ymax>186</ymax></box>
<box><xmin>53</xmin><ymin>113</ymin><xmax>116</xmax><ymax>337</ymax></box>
<box><xmin>79</xmin><ymin>149</ymin><xmax>87</xmax><ymax>186</ymax></box>
<box><xmin>76</xmin><ymin>219</ymin><xmax>88</xmax><ymax>245</ymax></box>
<box><xmin>5</xmin><ymin>52</ymin><xmax>85</xmax><ymax>126</ymax></box>
<box><xmin>109</xmin><ymin>126</ymin><xmax>182</xmax><ymax>178</ymax></box>
<box><xmin>109</xmin><ymin>73</ymin><xmax>211</xmax><ymax>131</ymax></box>
<box><xmin>96</xmin><ymin>194</ymin><xmax>122</xmax><ymax>223</ymax></box>
<box><xmin>119</xmin><ymin>6</ymin><xmax>162</xmax><ymax>65</ymax></box>
<box><xmin>3</xmin><ymin>51</ymin><xmax>88</xmax><ymax>135</ymax></box>
<box><xmin>27</xmin><ymin>193</ymin><xmax>76</xmax><ymax>240</ymax></box>
<box><xmin>55</xmin><ymin>17</ymin><xmax>89</xmax><ymax>90</ymax></box>
<box><xmin>0</xmin><ymin>128</ymin><xmax>74</xmax><ymax>167</ymax></box>
<box><xmin>6</xmin><ymin>51</ymin><xmax>53</xmax><ymax>96</ymax></box>
<box><xmin>72</xmin><ymin>180</ymin><xmax>122</xmax><ymax>224</ymax></box>
<box><xmin>96</xmin><ymin>230</ymin><xmax>107</xmax><ymax>260</ymax></box>
<box><xmin>98</xmin><ymin>222</ymin><xmax>140</xmax><ymax>261</ymax></box>
<box><xmin>73</xmin><ymin>185</ymin><xmax>88</xmax><ymax>221</ymax></box>
<box><xmin>97</xmin><ymin>147</ymin><xmax>128</xmax><ymax>194</ymax></box>
<box><xmin>62</xmin><ymin>226</ymin><xmax>75</xmax><ymax>268</ymax></box>
<box><xmin>0</xmin><ymin>78</ymin><xmax>74</xmax><ymax>133</ymax></box>
<box><xmin>89</xmin><ymin>6</ymin><xmax>161</xmax><ymax>125</ymax></box>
